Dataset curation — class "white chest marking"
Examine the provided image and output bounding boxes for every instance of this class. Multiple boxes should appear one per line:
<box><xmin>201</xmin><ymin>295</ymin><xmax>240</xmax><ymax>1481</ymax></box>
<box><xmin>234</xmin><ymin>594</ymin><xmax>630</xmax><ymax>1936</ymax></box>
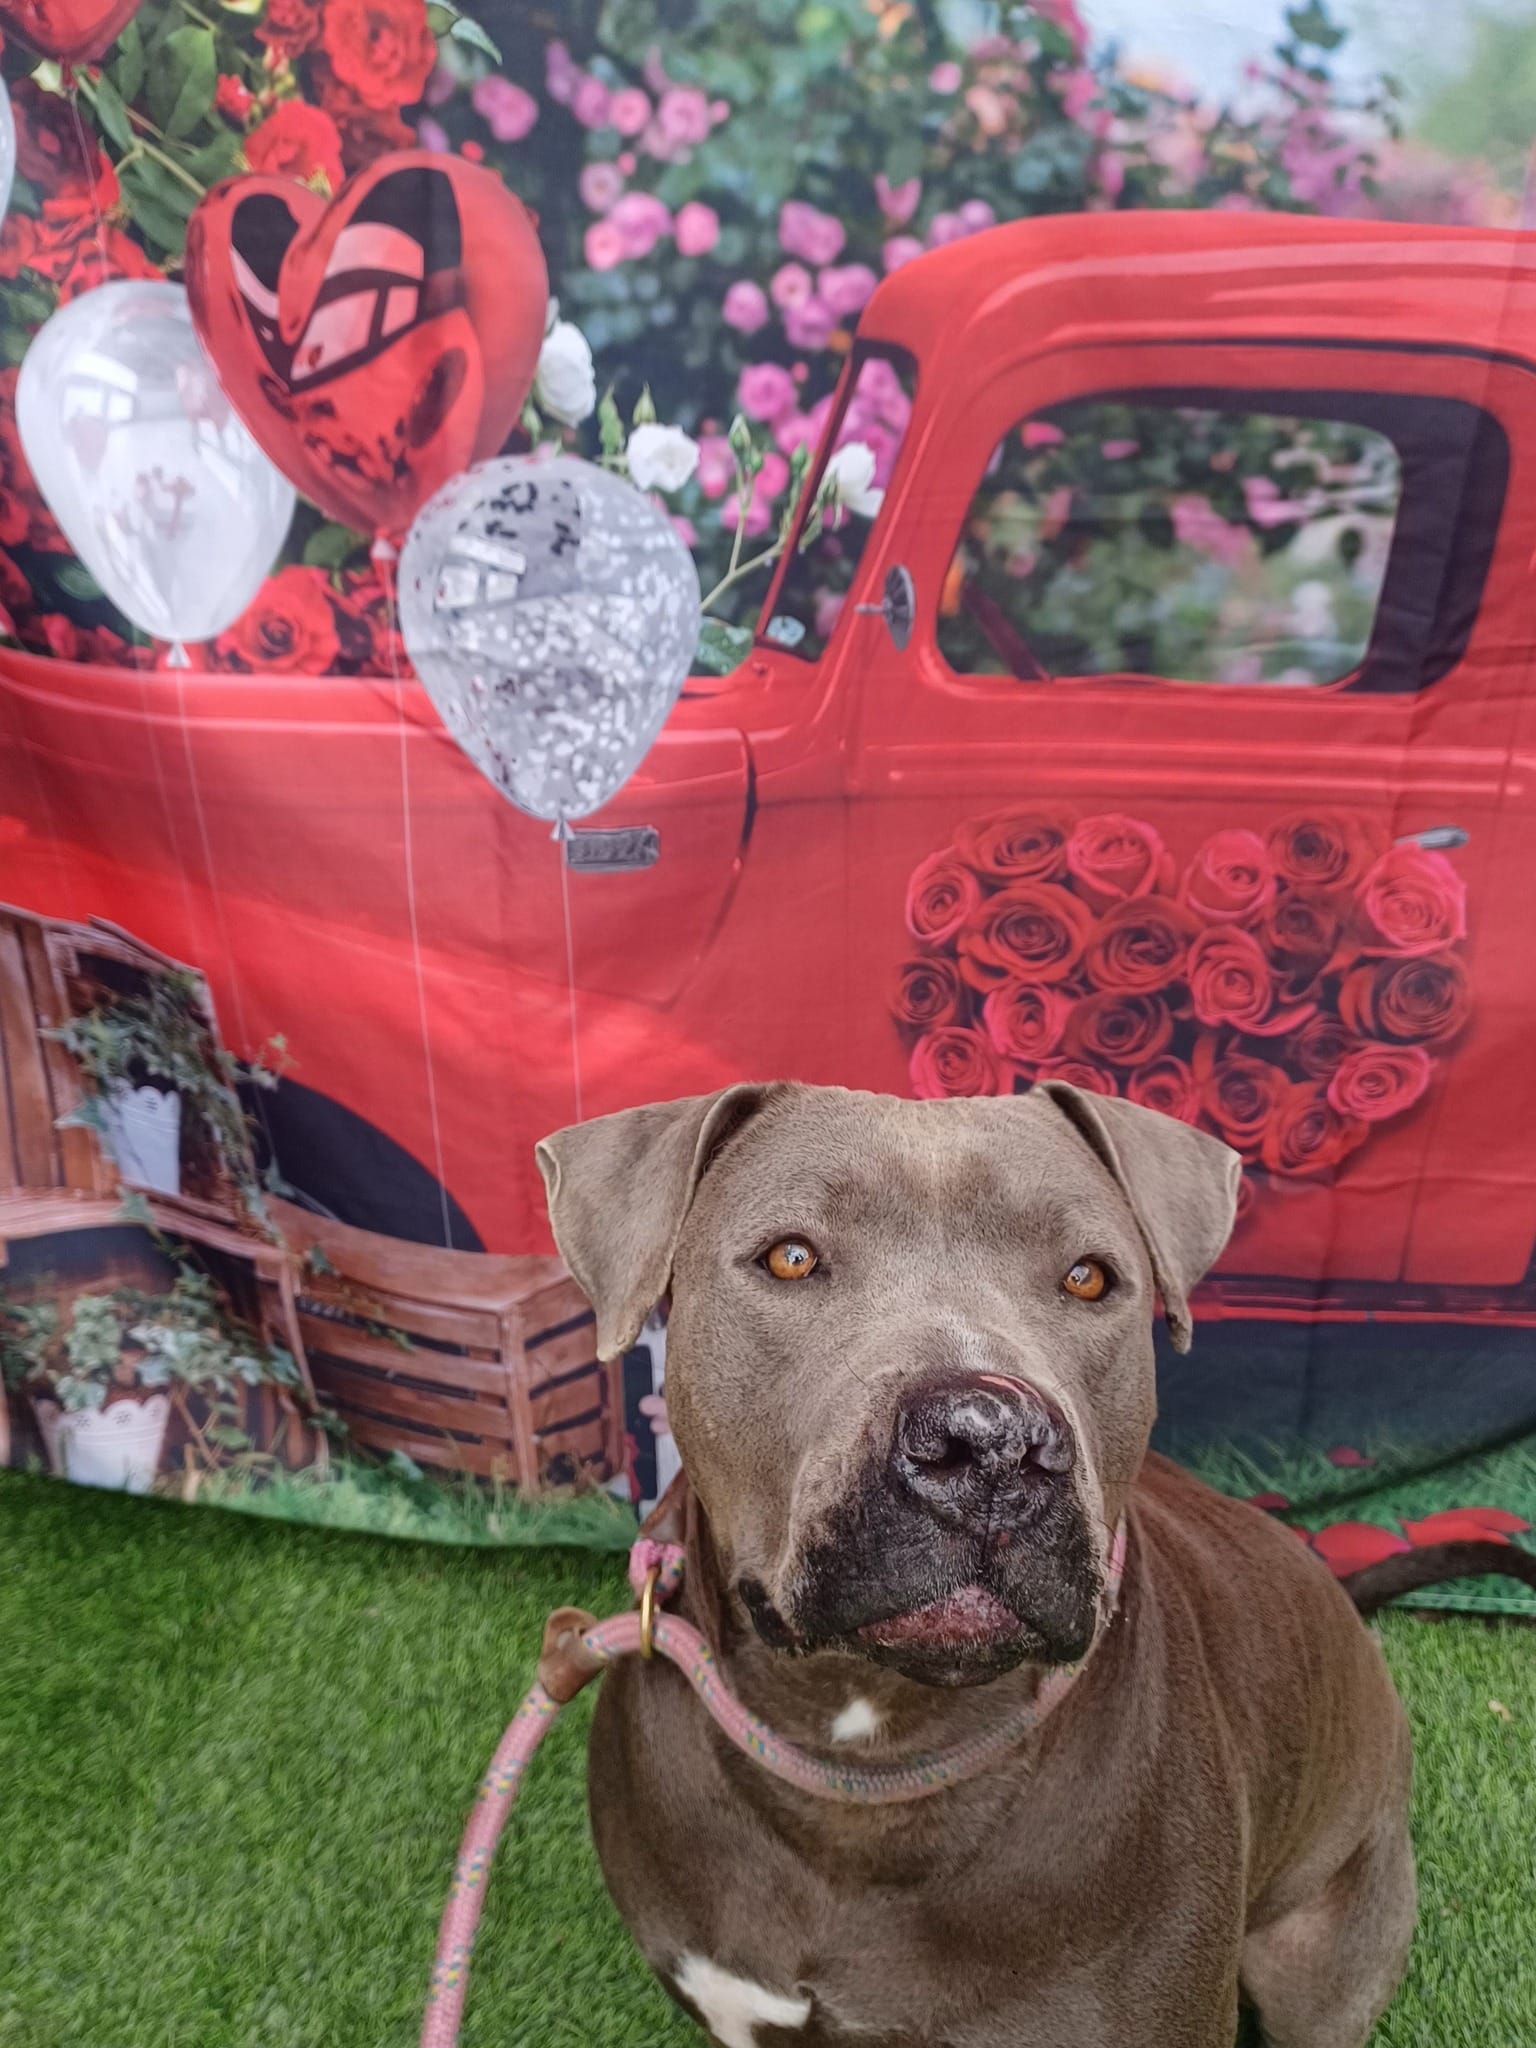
<box><xmin>829</xmin><ymin>1695</ymin><xmax>884</xmax><ymax>1745</ymax></box>
<box><xmin>675</xmin><ymin>1954</ymin><xmax>811</xmax><ymax>2047</ymax></box>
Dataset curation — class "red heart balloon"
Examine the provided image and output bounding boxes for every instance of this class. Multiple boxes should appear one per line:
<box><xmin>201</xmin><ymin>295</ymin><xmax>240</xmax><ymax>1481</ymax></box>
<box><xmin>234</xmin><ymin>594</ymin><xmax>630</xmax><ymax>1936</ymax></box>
<box><xmin>0</xmin><ymin>0</ymin><xmax>139</xmax><ymax>60</ymax></box>
<box><xmin>186</xmin><ymin>152</ymin><xmax>548</xmax><ymax>541</ymax></box>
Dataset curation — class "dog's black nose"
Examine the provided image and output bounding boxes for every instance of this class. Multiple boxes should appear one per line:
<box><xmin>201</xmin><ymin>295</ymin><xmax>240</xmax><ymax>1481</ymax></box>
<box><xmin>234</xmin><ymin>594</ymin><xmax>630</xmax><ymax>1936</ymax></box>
<box><xmin>893</xmin><ymin>1378</ymin><xmax>1072</xmax><ymax>1526</ymax></box>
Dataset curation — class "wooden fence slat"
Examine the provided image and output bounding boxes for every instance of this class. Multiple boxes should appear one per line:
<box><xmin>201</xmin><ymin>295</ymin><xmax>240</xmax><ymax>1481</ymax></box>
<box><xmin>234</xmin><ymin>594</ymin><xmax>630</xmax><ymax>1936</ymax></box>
<box><xmin>18</xmin><ymin>918</ymin><xmax>102</xmax><ymax>1193</ymax></box>
<box><xmin>308</xmin><ymin>1356</ymin><xmax>517</xmax><ymax>1441</ymax></box>
<box><xmin>295</xmin><ymin>1313</ymin><xmax>513</xmax><ymax>1395</ymax></box>
<box><xmin>293</xmin><ymin>1283</ymin><xmax>502</xmax><ymax>1352</ymax></box>
<box><xmin>0</xmin><ymin>919</ymin><xmax>58</xmax><ymax>1190</ymax></box>
<box><xmin>524</xmin><ymin>1319</ymin><xmax>601</xmax><ymax>1384</ymax></box>
<box><xmin>326</xmin><ymin>1415</ymin><xmax>520</xmax><ymax>1480</ymax></box>
<box><xmin>529</xmin><ymin>1364</ymin><xmax>609</xmax><ymax>1434</ymax></box>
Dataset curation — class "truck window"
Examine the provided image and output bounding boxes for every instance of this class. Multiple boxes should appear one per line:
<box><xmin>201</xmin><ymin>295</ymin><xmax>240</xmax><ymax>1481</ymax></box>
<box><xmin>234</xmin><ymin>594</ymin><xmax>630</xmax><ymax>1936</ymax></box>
<box><xmin>761</xmin><ymin>345</ymin><xmax>917</xmax><ymax>662</ymax></box>
<box><xmin>937</xmin><ymin>388</ymin><xmax>1506</xmax><ymax>693</ymax></box>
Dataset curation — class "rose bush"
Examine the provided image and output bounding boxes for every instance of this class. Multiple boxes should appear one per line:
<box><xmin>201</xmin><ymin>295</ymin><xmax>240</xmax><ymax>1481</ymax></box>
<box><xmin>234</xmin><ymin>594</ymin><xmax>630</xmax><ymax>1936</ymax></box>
<box><xmin>892</xmin><ymin>804</ymin><xmax>1473</xmax><ymax>1204</ymax></box>
<box><xmin>0</xmin><ymin>0</ymin><xmax>1483</xmax><ymax>673</ymax></box>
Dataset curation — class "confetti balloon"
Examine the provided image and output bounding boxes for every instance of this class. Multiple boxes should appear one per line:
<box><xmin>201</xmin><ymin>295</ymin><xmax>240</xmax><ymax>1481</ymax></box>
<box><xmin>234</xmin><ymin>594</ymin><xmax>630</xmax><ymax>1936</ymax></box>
<box><xmin>398</xmin><ymin>454</ymin><xmax>702</xmax><ymax>825</ymax></box>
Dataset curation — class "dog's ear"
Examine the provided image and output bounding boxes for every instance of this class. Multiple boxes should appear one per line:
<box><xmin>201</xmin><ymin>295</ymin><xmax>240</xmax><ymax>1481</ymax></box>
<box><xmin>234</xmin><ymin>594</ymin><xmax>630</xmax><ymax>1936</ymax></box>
<box><xmin>536</xmin><ymin>1085</ymin><xmax>779</xmax><ymax>1358</ymax></box>
<box><xmin>1036</xmin><ymin>1082</ymin><xmax>1240</xmax><ymax>1353</ymax></box>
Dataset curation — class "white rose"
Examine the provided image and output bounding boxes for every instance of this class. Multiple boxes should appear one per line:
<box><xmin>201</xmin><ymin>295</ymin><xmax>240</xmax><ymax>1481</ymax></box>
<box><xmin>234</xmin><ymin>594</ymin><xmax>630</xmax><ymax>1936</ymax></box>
<box><xmin>822</xmin><ymin>439</ymin><xmax>884</xmax><ymax>518</ymax></box>
<box><xmin>626</xmin><ymin>422</ymin><xmax>700</xmax><ymax>494</ymax></box>
<box><xmin>534</xmin><ymin>320</ymin><xmax>596</xmax><ymax>427</ymax></box>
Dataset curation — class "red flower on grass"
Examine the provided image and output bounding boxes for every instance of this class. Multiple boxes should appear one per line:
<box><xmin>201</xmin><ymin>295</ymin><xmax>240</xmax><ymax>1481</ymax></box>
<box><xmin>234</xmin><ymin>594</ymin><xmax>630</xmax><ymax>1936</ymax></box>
<box><xmin>1401</xmin><ymin>1508</ymin><xmax>1530</xmax><ymax>1547</ymax></box>
<box><xmin>1308</xmin><ymin>1522</ymin><xmax>1412</xmax><ymax>1577</ymax></box>
<box><xmin>213</xmin><ymin>566</ymin><xmax>341</xmax><ymax>674</ymax></box>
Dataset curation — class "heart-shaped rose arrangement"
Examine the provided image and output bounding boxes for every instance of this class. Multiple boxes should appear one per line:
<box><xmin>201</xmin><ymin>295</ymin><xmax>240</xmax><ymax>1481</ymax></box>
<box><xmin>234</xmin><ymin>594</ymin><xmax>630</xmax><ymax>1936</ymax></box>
<box><xmin>186</xmin><ymin>150</ymin><xmax>547</xmax><ymax>540</ymax></box>
<box><xmin>892</xmin><ymin>810</ymin><xmax>1471</xmax><ymax>1195</ymax></box>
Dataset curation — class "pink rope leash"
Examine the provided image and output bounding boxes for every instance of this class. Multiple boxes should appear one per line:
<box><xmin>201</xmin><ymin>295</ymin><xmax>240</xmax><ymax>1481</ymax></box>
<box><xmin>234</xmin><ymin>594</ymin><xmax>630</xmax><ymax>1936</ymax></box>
<box><xmin>420</xmin><ymin>1524</ymin><xmax>1127</xmax><ymax>2048</ymax></box>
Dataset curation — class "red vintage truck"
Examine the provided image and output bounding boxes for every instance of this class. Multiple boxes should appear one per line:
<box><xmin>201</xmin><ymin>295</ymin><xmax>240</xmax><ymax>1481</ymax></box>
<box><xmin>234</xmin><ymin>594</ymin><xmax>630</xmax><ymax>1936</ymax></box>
<box><xmin>4</xmin><ymin>209</ymin><xmax>1536</xmax><ymax>1356</ymax></box>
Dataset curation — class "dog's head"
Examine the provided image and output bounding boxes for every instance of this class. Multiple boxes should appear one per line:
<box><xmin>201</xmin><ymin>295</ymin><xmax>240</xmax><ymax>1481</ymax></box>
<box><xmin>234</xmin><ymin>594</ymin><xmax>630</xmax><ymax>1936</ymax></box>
<box><xmin>538</xmin><ymin>1084</ymin><xmax>1238</xmax><ymax>1688</ymax></box>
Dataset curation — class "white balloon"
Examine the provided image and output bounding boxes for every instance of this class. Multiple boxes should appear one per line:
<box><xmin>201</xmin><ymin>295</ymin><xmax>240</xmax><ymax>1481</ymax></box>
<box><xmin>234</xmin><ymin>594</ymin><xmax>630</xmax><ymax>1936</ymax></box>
<box><xmin>399</xmin><ymin>454</ymin><xmax>702</xmax><ymax>825</ymax></box>
<box><xmin>16</xmin><ymin>279</ymin><xmax>295</xmax><ymax>649</ymax></box>
<box><xmin>0</xmin><ymin>85</ymin><xmax>14</xmax><ymax>227</ymax></box>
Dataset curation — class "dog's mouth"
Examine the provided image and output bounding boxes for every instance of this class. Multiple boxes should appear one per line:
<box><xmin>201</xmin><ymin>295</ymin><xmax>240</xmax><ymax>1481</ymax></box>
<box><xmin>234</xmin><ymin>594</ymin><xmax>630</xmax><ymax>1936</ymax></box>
<box><xmin>854</xmin><ymin>1583</ymin><xmax>1023</xmax><ymax>1652</ymax></box>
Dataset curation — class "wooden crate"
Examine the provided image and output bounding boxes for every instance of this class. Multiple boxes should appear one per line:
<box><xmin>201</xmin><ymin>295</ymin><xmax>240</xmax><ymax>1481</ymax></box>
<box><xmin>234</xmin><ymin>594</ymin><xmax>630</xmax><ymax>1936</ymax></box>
<box><xmin>269</xmin><ymin>1197</ymin><xmax>622</xmax><ymax>1490</ymax></box>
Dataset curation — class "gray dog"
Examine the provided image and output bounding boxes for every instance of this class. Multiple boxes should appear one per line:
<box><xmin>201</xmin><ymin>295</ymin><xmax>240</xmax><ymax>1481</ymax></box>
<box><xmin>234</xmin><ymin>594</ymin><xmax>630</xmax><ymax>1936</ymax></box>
<box><xmin>537</xmin><ymin>1080</ymin><xmax>1423</xmax><ymax>2048</ymax></box>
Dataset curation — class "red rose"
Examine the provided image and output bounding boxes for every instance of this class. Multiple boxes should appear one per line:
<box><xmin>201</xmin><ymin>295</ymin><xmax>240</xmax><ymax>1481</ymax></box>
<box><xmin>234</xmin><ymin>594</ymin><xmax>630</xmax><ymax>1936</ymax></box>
<box><xmin>322</xmin><ymin>0</ymin><xmax>437</xmax><ymax>110</ymax></box>
<box><xmin>1260</xmin><ymin>1082</ymin><xmax>1367</xmax><ymax>1179</ymax></box>
<box><xmin>1186</xmin><ymin>927</ymin><xmax>1314</xmax><ymax>1037</ymax></box>
<box><xmin>1031</xmin><ymin>1057</ymin><xmax>1118</xmax><ymax>1098</ymax></box>
<box><xmin>13</xmin><ymin>79</ymin><xmax>82</xmax><ymax>191</ymax></box>
<box><xmin>957</xmin><ymin>883</ymin><xmax>1092</xmax><ymax>990</ymax></box>
<box><xmin>1063</xmin><ymin>990</ymin><xmax>1172</xmax><ymax>1069</ymax></box>
<box><xmin>315</xmin><ymin>64</ymin><xmax>416</xmax><ymax>167</ymax></box>
<box><xmin>981</xmin><ymin>980</ymin><xmax>1070</xmax><ymax>1067</ymax></box>
<box><xmin>1192</xmin><ymin>1038</ymin><xmax>1289</xmax><ymax>1157</ymax></box>
<box><xmin>1125</xmin><ymin>1055</ymin><xmax>1199</xmax><ymax>1124</ymax></box>
<box><xmin>245</xmin><ymin>101</ymin><xmax>345</xmax><ymax>192</ymax></box>
<box><xmin>258</xmin><ymin>0</ymin><xmax>326</xmax><ymax>58</ymax></box>
<box><xmin>1355</xmin><ymin>845</ymin><xmax>1467</xmax><ymax>957</ymax></box>
<box><xmin>893</xmin><ymin>956</ymin><xmax>965</xmax><ymax>1032</ymax></box>
<box><xmin>1256</xmin><ymin>889</ymin><xmax>1348</xmax><ymax>1003</ymax></box>
<box><xmin>1084</xmin><ymin>896</ymin><xmax>1202</xmax><ymax>993</ymax></box>
<box><xmin>1182</xmin><ymin>828</ymin><xmax>1277</xmax><ymax>926</ymax></box>
<box><xmin>212</xmin><ymin>566</ymin><xmax>340</xmax><ymax>674</ymax></box>
<box><xmin>1339</xmin><ymin>953</ymin><xmax>1469</xmax><ymax>1049</ymax></box>
<box><xmin>1065</xmin><ymin>812</ymin><xmax>1173</xmax><ymax>912</ymax></box>
<box><xmin>332</xmin><ymin>567</ymin><xmax>407</xmax><ymax>674</ymax></box>
<box><xmin>215</xmin><ymin>74</ymin><xmax>256</xmax><ymax>122</ymax></box>
<box><xmin>952</xmin><ymin>810</ymin><xmax>1069</xmax><ymax>885</ymax></box>
<box><xmin>906</xmin><ymin>851</ymin><xmax>984</xmax><ymax>947</ymax></box>
<box><xmin>1266</xmin><ymin>811</ymin><xmax>1384</xmax><ymax>892</ymax></box>
<box><xmin>1326</xmin><ymin>1044</ymin><xmax>1432</xmax><ymax>1125</ymax></box>
<box><xmin>909</xmin><ymin>1027</ymin><xmax>1001</xmax><ymax>1100</ymax></box>
<box><xmin>55</xmin><ymin>227</ymin><xmax>163</xmax><ymax>305</ymax></box>
<box><xmin>0</xmin><ymin>548</ymin><xmax>29</xmax><ymax>614</ymax></box>
<box><xmin>1290</xmin><ymin>1014</ymin><xmax>1363</xmax><ymax>1082</ymax></box>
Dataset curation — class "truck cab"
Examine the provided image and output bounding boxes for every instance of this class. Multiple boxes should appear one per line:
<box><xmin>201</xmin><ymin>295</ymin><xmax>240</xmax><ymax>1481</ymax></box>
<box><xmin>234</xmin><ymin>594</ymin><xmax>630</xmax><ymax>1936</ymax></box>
<box><xmin>4</xmin><ymin>209</ymin><xmax>1536</xmax><ymax>1332</ymax></box>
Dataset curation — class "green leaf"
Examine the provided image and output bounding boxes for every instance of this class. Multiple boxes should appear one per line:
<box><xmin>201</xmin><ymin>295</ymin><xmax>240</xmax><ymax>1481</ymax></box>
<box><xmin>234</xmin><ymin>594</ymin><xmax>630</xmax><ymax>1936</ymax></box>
<box><xmin>91</xmin><ymin>73</ymin><xmax>134</xmax><ymax>153</ymax></box>
<box><xmin>385</xmin><ymin>1448</ymin><xmax>425</xmax><ymax>1482</ymax></box>
<box><xmin>119</xmin><ymin>181</ymin><xmax>193</xmax><ymax>257</ymax></box>
<box><xmin>148</xmin><ymin>25</ymin><xmax>218</xmax><ymax>142</ymax></box>
<box><xmin>449</xmin><ymin>13</ymin><xmax>500</xmax><ymax>60</ymax></box>
<box><xmin>597</xmin><ymin>386</ymin><xmax>625</xmax><ymax>459</ymax></box>
<box><xmin>425</xmin><ymin>1</ymin><xmax>455</xmax><ymax>30</ymax></box>
<box><xmin>207</xmin><ymin>1423</ymin><xmax>251</xmax><ymax>1449</ymax></box>
<box><xmin>54</xmin><ymin>560</ymin><xmax>103</xmax><ymax>602</ymax></box>
<box><xmin>302</xmin><ymin>522</ymin><xmax>368</xmax><ymax>571</ymax></box>
<box><xmin>184</xmin><ymin>131</ymin><xmax>245</xmax><ymax>185</ymax></box>
<box><xmin>1285</xmin><ymin>2</ymin><xmax>1347</xmax><ymax>50</ymax></box>
<box><xmin>693</xmin><ymin>618</ymin><xmax>753</xmax><ymax>676</ymax></box>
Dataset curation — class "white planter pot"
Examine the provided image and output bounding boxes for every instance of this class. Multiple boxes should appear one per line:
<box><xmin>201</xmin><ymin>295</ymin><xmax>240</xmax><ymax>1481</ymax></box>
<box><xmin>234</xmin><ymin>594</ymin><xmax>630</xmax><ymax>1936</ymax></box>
<box><xmin>100</xmin><ymin>1083</ymin><xmax>182</xmax><ymax>1196</ymax></box>
<box><xmin>33</xmin><ymin>1394</ymin><xmax>171</xmax><ymax>1494</ymax></box>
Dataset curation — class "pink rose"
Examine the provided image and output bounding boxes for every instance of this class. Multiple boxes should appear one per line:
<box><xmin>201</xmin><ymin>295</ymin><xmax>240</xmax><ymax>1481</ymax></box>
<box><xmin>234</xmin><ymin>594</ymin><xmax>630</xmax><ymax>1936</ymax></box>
<box><xmin>571</xmin><ymin>76</ymin><xmax>612</xmax><ymax>128</ymax></box>
<box><xmin>929</xmin><ymin>60</ymin><xmax>962</xmax><ymax>92</ymax></box>
<box><xmin>582</xmin><ymin>220</ymin><xmax>625</xmax><ymax>271</ymax></box>
<box><xmin>471</xmin><ymin>75</ymin><xmax>537</xmax><ymax>142</ymax></box>
<box><xmin>818</xmin><ymin>263</ymin><xmax>877</xmax><ymax>318</ymax></box>
<box><xmin>696</xmin><ymin>434</ymin><xmax>734</xmax><ymax>500</ymax></box>
<box><xmin>883</xmin><ymin>235</ymin><xmax>923</xmax><ymax>272</ymax></box>
<box><xmin>928</xmin><ymin>211</ymin><xmax>967</xmax><ymax>246</ymax></box>
<box><xmin>1023</xmin><ymin>421</ymin><xmax>1064</xmax><ymax>448</ymax></box>
<box><xmin>959</xmin><ymin>199</ymin><xmax>995</xmax><ymax>231</ymax></box>
<box><xmin>1171</xmin><ymin>494</ymin><xmax>1250</xmax><ymax>567</ymax></box>
<box><xmin>784</xmin><ymin>297</ymin><xmax>835</xmax><ymax>349</ymax></box>
<box><xmin>609</xmin><ymin>87</ymin><xmax>651</xmax><ymax>137</ymax></box>
<box><xmin>779</xmin><ymin>199</ymin><xmax>846</xmax><ymax>265</ymax></box>
<box><xmin>770</xmin><ymin>262</ymin><xmax>814</xmax><ymax>308</ymax></box>
<box><xmin>874</xmin><ymin>173</ymin><xmax>921</xmax><ymax>223</ymax></box>
<box><xmin>722</xmin><ymin>280</ymin><xmax>769</xmax><ymax>333</ymax></box>
<box><xmin>1101</xmin><ymin>438</ymin><xmax>1138</xmax><ymax>459</ymax></box>
<box><xmin>675</xmin><ymin>200</ymin><xmax>719</xmax><ymax>256</ymax></box>
<box><xmin>1097</xmin><ymin>149</ymin><xmax>1126</xmax><ymax>200</ymax></box>
<box><xmin>545</xmin><ymin>40</ymin><xmax>577</xmax><ymax>102</ymax></box>
<box><xmin>609</xmin><ymin>191</ymin><xmax>671</xmax><ymax>258</ymax></box>
<box><xmin>737</xmin><ymin>362</ymin><xmax>798</xmax><ymax>425</ymax></box>
<box><xmin>656</xmin><ymin>86</ymin><xmax>711</xmax><ymax>147</ymax></box>
<box><xmin>578</xmin><ymin>161</ymin><xmax>624</xmax><ymax>212</ymax></box>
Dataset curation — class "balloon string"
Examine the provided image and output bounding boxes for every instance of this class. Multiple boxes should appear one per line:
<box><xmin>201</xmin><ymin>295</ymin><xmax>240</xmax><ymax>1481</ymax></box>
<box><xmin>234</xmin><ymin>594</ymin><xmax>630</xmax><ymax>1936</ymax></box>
<box><xmin>556</xmin><ymin>819</ymin><xmax>584</xmax><ymax>1124</ymax></box>
<box><xmin>380</xmin><ymin>544</ymin><xmax>456</xmax><ymax>1251</ymax></box>
<box><xmin>173</xmin><ymin>666</ymin><xmax>255</xmax><ymax>1056</ymax></box>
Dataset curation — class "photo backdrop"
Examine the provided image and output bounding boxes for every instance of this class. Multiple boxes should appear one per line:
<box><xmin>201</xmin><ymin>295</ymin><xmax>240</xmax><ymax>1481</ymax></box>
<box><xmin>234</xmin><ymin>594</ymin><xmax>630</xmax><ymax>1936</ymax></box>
<box><xmin>2</xmin><ymin>0</ymin><xmax>1535</xmax><ymax>1606</ymax></box>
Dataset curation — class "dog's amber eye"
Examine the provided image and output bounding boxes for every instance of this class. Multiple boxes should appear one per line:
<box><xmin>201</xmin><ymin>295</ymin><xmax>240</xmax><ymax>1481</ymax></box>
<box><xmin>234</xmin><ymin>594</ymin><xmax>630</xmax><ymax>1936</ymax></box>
<box><xmin>1063</xmin><ymin>1258</ymin><xmax>1108</xmax><ymax>1301</ymax></box>
<box><xmin>765</xmin><ymin>1239</ymin><xmax>818</xmax><ymax>1281</ymax></box>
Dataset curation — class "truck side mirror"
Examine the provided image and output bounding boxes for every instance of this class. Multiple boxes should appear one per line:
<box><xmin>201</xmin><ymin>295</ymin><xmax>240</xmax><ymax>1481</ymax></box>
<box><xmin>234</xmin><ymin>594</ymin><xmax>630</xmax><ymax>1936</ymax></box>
<box><xmin>855</xmin><ymin>564</ymin><xmax>916</xmax><ymax>652</ymax></box>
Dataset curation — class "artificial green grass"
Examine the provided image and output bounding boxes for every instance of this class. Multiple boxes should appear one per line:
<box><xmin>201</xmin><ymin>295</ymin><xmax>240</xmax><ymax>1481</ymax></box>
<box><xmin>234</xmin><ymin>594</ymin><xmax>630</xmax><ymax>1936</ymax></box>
<box><xmin>1</xmin><ymin>1469</ymin><xmax>1532</xmax><ymax>2048</ymax></box>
